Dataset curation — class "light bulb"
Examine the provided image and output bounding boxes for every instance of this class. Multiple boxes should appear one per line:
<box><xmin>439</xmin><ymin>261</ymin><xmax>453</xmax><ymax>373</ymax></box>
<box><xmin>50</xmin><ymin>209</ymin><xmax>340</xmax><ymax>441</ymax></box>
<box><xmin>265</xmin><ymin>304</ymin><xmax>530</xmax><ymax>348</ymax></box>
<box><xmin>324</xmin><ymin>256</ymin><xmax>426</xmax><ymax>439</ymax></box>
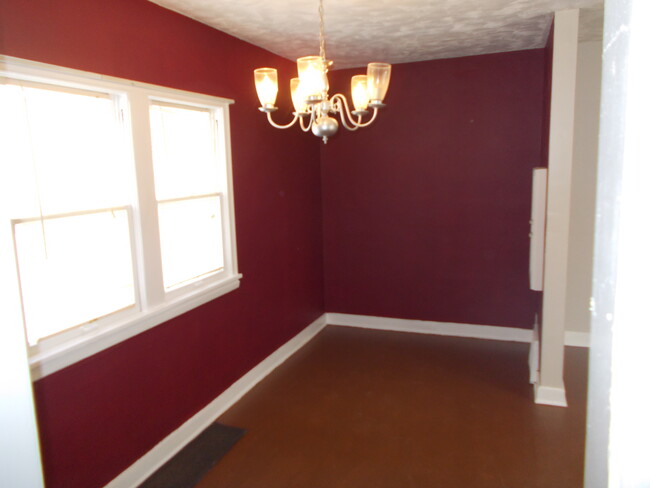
<box><xmin>290</xmin><ymin>78</ymin><xmax>308</xmax><ymax>113</ymax></box>
<box><xmin>297</xmin><ymin>56</ymin><xmax>328</xmax><ymax>102</ymax></box>
<box><xmin>351</xmin><ymin>75</ymin><xmax>369</xmax><ymax>111</ymax></box>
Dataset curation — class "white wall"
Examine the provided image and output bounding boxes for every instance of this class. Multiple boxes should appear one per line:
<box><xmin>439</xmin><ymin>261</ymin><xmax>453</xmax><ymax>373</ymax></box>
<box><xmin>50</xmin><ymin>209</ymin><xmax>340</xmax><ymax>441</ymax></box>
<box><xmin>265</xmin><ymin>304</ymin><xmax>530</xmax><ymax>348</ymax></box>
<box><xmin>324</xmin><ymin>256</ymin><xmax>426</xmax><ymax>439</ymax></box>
<box><xmin>565</xmin><ymin>40</ymin><xmax>602</xmax><ymax>336</ymax></box>
<box><xmin>0</xmin><ymin>269</ymin><xmax>45</xmax><ymax>486</ymax></box>
<box><xmin>584</xmin><ymin>0</ymin><xmax>650</xmax><ymax>484</ymax></box>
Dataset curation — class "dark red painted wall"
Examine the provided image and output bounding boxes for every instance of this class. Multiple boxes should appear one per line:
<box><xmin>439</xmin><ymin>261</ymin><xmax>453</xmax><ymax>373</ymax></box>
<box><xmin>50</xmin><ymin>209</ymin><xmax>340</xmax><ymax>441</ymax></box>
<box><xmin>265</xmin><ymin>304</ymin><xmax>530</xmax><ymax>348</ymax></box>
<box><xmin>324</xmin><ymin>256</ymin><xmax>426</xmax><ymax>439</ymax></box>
<box><xmin>1</xmin><ymin>1</ymin><xmax>323</xmax><ymax>487</ymax></box>
<box><xmin>321</xmin><ymin>50</ymin><xmax>546</xmax><ymax>328</ymax></box>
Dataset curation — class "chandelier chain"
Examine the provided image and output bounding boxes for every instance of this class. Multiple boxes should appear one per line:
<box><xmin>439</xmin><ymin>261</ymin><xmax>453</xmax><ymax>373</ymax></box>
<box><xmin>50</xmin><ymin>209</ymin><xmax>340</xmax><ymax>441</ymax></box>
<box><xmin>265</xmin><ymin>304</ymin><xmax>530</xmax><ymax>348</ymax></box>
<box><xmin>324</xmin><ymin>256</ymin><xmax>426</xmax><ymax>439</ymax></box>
<box><xmin>318</xmin><ymin>0</ymin><xmax>326</xmax><ymax>61</ymax></box>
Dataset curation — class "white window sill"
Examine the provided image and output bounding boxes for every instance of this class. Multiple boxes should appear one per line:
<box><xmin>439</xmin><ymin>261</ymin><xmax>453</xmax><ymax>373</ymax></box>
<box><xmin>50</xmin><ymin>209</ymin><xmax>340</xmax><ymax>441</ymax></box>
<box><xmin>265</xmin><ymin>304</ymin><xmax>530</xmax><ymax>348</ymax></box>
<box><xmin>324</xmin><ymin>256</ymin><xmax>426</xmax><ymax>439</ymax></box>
<box><xmin>29</xmin><ymin>274</ymin><xmax>242</xmax><ymax>381</ymax></box>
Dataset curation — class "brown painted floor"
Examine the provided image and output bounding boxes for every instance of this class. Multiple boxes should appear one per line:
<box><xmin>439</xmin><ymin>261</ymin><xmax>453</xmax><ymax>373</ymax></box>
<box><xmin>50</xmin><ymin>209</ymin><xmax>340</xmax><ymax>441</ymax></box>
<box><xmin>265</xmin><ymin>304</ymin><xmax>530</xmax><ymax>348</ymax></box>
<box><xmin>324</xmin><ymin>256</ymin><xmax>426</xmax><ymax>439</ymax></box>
<box><xmin>197</xmin><ymin>326</ymin><xmax>588</xmax><ymax>488</ymax></box>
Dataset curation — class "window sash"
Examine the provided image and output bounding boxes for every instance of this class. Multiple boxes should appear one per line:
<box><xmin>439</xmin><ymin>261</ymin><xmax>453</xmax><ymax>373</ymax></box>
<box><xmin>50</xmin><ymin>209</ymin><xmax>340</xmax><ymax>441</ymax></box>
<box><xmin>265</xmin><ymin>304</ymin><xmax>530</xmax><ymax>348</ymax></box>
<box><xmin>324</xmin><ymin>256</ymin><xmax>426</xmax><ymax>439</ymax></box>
<box><xmin>148</xmin><ymin>100</ymin><xmax>223</xmax><ymax>201</ymax></box>
<box><xmin>11</xmin><ymin>206</ymin><xmax>139</xmax><ymax>348</ymax></box>
<box><xmin>157</xmin><ymin>193</ymin><xmax>226</xmax><ymax>293</ymax></box>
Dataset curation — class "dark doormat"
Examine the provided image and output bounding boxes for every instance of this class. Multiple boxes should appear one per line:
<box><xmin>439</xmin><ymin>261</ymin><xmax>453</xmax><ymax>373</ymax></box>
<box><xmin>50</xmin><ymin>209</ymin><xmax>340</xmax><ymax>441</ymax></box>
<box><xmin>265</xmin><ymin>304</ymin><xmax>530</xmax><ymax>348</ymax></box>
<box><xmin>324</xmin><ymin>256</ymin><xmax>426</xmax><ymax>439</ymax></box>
<box><xmin>137</xmin><ymin>422</ymin><xmax>245</xmax><ymax>488</ymax></box>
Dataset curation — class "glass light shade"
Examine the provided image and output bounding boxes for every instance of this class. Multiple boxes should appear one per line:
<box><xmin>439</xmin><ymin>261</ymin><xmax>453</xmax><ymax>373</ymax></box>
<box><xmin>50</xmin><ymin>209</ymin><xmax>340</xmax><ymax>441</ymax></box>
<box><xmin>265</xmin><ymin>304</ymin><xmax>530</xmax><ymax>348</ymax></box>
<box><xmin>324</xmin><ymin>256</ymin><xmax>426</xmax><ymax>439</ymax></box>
<box><xmin>297</xmin><ymin>56</ymin><xmax>328</xmax><ymax>101</ymax></box>
<box><xmin>366</xmin><ymin>62</ymin><xmax>391</xmax><ymax>103</ymax></box>
<box><xmin>254</xmin><ymin>68</ymin><xmax>278</xmax><ymax>107</ymax></box>
<box><xmin>350</xmin><ymin>75</ymin><xmax>369</xmax><ymax>111</ymax></box>
<box><xmin>290</xmin><ymin>78</ymin><xmax>308</xmax><ymax>113</ymax></box>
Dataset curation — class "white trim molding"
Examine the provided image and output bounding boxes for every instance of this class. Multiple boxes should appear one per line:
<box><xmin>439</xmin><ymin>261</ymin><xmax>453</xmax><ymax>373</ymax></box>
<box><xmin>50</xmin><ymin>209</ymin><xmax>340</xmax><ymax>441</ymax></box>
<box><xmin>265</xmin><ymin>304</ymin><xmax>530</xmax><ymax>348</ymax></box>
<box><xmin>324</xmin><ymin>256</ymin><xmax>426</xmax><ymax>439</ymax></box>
<box><xmin>104</xmin><ymin>314</ymin><xmax>327</xmax><ymax>488</ymax></box>
<box><xmin>326</xmin><ymin>313</ymin><xmax>534</xmax><ymax>343</ymax></box>
<box><xmin>564</xmin><ymin>330</ymin><xmax>591</xmax><ymax>347</ymax></box>
<box><xmin>535</xmin><ymin>383</ymin><xmax>568</xmax><ymax>407</ymax></box>
<box><xmin>327</xmin><ymin>313</ymin><xmax>590</xmax><ymax>348</ymax></box>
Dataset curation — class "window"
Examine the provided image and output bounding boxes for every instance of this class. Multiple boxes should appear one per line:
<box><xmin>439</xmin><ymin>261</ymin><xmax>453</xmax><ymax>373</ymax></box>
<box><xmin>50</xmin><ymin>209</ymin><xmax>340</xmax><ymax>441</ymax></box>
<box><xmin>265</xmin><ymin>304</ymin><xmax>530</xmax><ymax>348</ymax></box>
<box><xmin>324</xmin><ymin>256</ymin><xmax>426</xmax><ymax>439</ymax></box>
<box><xmin>149</xmin><ymin>102</ymin><xmax>226</xmax><ymax>291</ymax></box>
<box><xmin>0</xmin><ymin>57</ymin><xmax>240</xmax><ymax>378</ymax></box>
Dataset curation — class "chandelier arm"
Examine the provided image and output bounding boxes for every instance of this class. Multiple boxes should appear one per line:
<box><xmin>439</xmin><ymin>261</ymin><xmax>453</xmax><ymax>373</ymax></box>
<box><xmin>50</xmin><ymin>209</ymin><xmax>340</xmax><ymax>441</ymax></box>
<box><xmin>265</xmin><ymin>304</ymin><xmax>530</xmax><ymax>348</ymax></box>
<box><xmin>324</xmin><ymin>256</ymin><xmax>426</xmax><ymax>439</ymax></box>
<box><xmin>299</xmin><ymin>113</ymin><xmax>313</xmax><ymax>132</ymax></box>
<box><xmin>266</xmin><ymin>112</ymin><xmax>300</xmax><ymax>129</ymax></box>
<box><xmin>332</xmin><ymin>94</ymin><xmax>368</xmax><ymax>130</ymax></box>
<box><xmin>338</xmin><ymin>110</ymin><xmax>361</xmax><ymax>131</ymax></box>
<box><xmin>333</xmin><ymin>92</ymin><xmax>380</xmax><ymax>129</ymax></box>
<box><xmin>353</xmin><ymin>107</ymin><xmax>379</xmax><ymax>128</ymax></box>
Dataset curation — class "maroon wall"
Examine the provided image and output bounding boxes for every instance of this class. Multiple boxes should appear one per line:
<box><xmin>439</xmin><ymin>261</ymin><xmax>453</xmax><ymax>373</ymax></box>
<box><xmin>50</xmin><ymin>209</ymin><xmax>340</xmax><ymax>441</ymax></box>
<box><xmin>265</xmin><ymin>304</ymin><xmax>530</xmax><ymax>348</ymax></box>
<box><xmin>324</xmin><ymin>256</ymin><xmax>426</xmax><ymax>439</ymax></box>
<box><xmin>321</xmin><ymin>50</ymin><xmax>546</xmax><ymax>328</ymax></box>
<box><xmin>1</xmin><ymin>1</ymin><xmax>324</xmax><ymax>487</ymax></box>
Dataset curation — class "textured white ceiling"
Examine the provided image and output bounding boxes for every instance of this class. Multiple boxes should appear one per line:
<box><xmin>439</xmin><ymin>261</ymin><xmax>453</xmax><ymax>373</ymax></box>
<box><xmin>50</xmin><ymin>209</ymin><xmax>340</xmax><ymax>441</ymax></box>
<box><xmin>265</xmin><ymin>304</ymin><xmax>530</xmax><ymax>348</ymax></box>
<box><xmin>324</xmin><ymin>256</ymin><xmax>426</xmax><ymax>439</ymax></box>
<box><xmin>149</xmin><ymin>0</ymin><xmax>603</xmax><ymax>69</ymax></box>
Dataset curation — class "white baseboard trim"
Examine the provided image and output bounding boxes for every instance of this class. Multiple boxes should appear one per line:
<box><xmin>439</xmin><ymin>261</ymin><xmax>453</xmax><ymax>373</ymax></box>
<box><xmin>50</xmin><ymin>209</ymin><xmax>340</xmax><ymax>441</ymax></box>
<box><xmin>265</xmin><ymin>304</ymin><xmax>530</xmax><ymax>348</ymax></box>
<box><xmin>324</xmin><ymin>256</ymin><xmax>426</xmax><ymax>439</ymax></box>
<box><xmin>564</xmin><ymin>330</ymin><xmax>591</xmax><ymax>347</ymax></box>
<box><xmin>326</xmin><ymin>313</ymin><xmax>534</xmax><ymax>343</ymax></box>
<box><xmin>327</xmin><ymin>313</ymin><xmax>590</xmax><ymax>349</ymax></box>
<box><xmin>104</xmin><ymin>314</ymin><xmax>327</xmax><ymax>488</ymax></box>
<box><xmin>534</xmin><ymin>383</ymin><xmax>568</xmax><ymax>407</ymax></box>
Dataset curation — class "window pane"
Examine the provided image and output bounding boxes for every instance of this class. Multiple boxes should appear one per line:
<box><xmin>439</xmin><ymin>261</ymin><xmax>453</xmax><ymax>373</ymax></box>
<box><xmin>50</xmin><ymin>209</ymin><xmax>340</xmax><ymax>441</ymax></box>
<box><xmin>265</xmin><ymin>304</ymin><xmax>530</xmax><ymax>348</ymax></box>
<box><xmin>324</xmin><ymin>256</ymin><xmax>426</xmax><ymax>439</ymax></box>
<box><xmin>0</xmin><ymin>84</ymin><xmax>41</xmax><ymax>218</ymax></box>
<box><xmin>14</xmin><ymin>210</ymin><xmax>135</xmax><ymax>345</ymax></box>
<box><xmin>149</xmin><ymin>103</ymin><xmax>220</xmax><ymax>200</ymax></box>
<box><xmin>158</xmin><ymin>196</ymin><xmax>224</xmax><ymax>290</ymax></box>
<box><xmin>0</xmin><ymin>83</ymin><xmax>131</xmax><ymax>218</ymax></box>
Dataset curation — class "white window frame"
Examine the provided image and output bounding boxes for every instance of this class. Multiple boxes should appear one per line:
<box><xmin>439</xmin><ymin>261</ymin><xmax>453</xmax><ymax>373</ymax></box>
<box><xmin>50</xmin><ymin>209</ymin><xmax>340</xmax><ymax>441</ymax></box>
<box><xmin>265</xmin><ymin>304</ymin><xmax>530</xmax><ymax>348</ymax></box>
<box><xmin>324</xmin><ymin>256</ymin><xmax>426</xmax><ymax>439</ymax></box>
<box><xmin>0</xmin><ymin>56</ymin><xmax>241</xmax><ymax>380</ymax></box>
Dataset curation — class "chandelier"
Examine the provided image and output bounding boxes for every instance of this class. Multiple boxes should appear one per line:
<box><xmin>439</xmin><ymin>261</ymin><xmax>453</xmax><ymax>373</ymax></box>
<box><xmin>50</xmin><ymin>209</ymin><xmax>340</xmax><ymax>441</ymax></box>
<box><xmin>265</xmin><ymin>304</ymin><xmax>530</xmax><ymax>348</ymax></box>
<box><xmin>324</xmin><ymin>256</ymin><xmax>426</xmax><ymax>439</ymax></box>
<box><xmin>253</xmin><ymin>0</ymin><xmax>392</xmax><ymax>144</ymax></box>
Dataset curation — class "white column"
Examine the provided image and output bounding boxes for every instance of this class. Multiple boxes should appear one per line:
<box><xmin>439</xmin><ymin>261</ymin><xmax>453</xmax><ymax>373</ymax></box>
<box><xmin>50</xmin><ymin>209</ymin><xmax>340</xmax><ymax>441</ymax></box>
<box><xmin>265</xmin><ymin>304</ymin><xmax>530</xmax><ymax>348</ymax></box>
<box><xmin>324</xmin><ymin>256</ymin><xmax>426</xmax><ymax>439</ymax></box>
<box><xmin>535</xmin><ymin>9</ymin><xmax>579</xmax><ymax>407</ymax></box>
<box><xmin>564</xmin><ymin>39</ymin><xmax>602</xmax><ymax>343</ymax></box>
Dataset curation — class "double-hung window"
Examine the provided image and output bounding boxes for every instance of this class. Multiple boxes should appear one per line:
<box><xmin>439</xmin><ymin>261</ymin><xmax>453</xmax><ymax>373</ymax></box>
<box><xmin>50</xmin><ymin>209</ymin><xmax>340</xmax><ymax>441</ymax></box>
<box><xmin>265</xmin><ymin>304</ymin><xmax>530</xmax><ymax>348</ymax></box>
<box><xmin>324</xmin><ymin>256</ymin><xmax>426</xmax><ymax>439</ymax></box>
<box><xmin>0</xmin><ymin>57</ymin><xmax>240</xmax><ymax>378</ymax></box>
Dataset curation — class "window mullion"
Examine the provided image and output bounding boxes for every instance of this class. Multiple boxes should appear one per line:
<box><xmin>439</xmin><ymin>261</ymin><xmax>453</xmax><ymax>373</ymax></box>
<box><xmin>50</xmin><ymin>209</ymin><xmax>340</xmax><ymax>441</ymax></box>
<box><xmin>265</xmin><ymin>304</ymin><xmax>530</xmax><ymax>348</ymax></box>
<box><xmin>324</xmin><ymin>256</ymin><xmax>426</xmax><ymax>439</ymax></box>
<box><xmin>127</xmin><ymin>92</ymin><xmax>165</xmax><ymax>309</ymax></box>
